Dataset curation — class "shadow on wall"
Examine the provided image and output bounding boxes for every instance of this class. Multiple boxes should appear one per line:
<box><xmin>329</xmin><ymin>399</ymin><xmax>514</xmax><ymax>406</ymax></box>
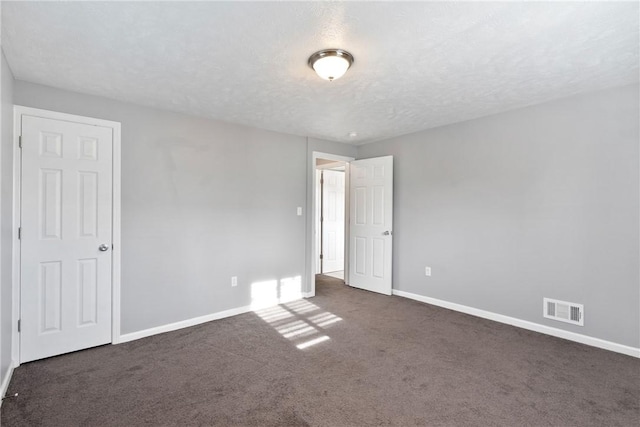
<box><xmin>251</xmin><ymin>277</ymin><xmax>342</xmax><ymax>350</ymax></box>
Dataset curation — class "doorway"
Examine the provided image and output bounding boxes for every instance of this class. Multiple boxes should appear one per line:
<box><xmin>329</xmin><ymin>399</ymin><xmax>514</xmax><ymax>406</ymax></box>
<box><xmin>308</xmin><ymin>152</ymin><xmax>353</xmax><ymax>296</ymax></box>
<box><xmin>308</xmin><ymin>152</ymin><xmax>394</xmax><ymax>298</ymax></box>
<box><xmin>316</xmin><ymin>160</ymin><xmax>346</xmax><ymax>280</ymax></box>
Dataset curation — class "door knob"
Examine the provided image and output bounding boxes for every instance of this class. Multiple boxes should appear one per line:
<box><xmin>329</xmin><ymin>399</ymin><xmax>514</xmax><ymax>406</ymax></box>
<box><xmin>98</xmin><ymin>244</ymin><xmax>110</xmax><ymax>252</ymax></box>
<box><xmin>383</xmin><ymin>231</ymin><xmax>391</xmax><ymax>236</ymax></box>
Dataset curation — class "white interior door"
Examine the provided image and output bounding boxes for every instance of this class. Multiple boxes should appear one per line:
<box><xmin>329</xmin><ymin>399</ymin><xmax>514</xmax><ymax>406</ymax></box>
<box><xmin>20</xmin><ymin>115</ymin><xmax>114</xmax><ymax>363</ymax></box>
<box><xmin>322</xmin><ymin>170</ymin><xmax>345</xmax><ymax>273</ymax></box>
<box><xmin>315</xmin><ymin>171</ymin><xmax>322</xmax><ymax>274</ymax></box>
<box><xmin>348</xmin><ymin>156</ymin><xmax>393</xmax><ymax>295</ymax></box>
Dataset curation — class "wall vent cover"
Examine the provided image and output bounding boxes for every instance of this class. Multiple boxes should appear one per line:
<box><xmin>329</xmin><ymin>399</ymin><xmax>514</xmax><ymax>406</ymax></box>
<box><xmin>543</xmin><ymin>298</ymin><xmax>584</xmax><ymax>326</ymax></box>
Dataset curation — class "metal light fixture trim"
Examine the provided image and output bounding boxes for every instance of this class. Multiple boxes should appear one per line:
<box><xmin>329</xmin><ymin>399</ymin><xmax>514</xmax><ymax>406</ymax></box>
<box><xmin>308</xmin><ymin>49</ymin><xmax>355</xmax><ymax>81</ymax></box>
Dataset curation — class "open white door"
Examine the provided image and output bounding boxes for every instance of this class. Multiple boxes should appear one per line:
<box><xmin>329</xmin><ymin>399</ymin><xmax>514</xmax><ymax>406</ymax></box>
<box><xmin>321</xmin><ymin>170</ymin><xmax>345</xmax><ymax>273</ymax></box>
<box><xmin>348</xmin><ymin>156</ymin><xmax>393</xmax><ymax>295</ymax></box>
<box><xmin>20</xmin><ymin>114</ymin><xmax>114</xmax><ymax>363</ymax></box>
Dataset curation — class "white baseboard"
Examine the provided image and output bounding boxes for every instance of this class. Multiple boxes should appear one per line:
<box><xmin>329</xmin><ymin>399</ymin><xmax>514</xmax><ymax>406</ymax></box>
<box><xmin>118</xmin><ymin>294</ymin><xmax>315</xmax><ymax>344</ymax></box>
<box><xmin>303</xmin><ymin>292</ymin><xmax>314</xmax><ymax>298</ymax></box>
<box><xmin>118</xmin><ymin>305</ymin><xmax>253</xmax><ymax>343</ymax></box>
<box><xmin>393</xmin><ymin>289</ymin><xmax>640</xmax><ymax>358</ymax></box>
<box><xmin>0</xmin><ymin>360</ymin><xmax>17</xmax><ymax>407</ymax></box>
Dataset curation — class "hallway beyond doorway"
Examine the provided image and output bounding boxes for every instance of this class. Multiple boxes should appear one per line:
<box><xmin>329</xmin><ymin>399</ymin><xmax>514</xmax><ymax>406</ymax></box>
<box><xmin>323</xmin><ymin>270</ymin><xmax>344</xmax><ymax>280</ymax></box>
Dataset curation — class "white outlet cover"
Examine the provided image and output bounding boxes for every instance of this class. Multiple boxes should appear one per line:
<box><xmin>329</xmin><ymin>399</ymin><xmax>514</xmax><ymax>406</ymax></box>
<box><xmin>297</xmin><ymin>207</ymin><xmax>302</xmax><ymax>216</ymax></box>
<box><xmin>425</xmin><ymin>267</ymin><xmax>431</xmax><ymax>276</ymax></box>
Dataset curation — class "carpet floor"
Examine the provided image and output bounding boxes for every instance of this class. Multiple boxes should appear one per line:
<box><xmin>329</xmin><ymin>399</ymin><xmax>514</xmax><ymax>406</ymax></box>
<box><xmin>2</xmin><ymin>275</ymin><xmax>639</xmax><ymax>426</ymax></box>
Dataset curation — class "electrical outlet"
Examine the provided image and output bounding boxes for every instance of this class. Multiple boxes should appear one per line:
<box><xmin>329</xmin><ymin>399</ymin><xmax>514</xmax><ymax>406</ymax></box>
<box><xmin>297</xmin><ymin>207</ymin><xmax>302</xmax><ymax>216</ymax></box>
<box><xmin>231</xmin><ymin>276</ymin><xmax>238</xmax><ymax>287</ymax></box>
<box><xmin>425</xmin><ymin>267</ymin><xmax>431</xmax><ymax>276</ymax></box>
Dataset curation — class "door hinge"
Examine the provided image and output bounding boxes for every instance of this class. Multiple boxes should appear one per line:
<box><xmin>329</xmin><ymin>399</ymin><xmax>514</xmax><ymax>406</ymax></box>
<box><xmin>18</xmin><ymin>136</ymin><xmax>22</xmax><ymax>149</ymax></box>
<box><xmin>18</xmin><ymin>227</ymin><xmax>21</xmax><ymax>240</ymax></box>
<box><xmin>17</xmin><ymin>319</ymin><xmax>20</xmax><ymax>333</ymax></box>
<box><xmin>319</xmin><ymin>254</ymin><xmax>323</xmax><ymax>260</ymax></box>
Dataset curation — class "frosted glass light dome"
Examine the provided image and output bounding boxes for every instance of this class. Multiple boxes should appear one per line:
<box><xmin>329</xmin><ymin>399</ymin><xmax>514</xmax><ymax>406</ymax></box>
<box><xmin>308</xmin><ymin>49</ymin><xmax>354</xmax><ymax>81</ymax></box>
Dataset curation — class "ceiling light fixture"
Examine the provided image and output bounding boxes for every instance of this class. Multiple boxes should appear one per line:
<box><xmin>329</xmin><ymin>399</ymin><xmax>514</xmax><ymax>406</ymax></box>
<box><xmin>308</xmin><ymin>49</ymin><xmax>354</xmax><ymax>81</ymax></box>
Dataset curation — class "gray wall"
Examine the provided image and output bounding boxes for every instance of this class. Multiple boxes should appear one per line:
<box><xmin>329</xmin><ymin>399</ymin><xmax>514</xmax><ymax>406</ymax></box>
<box><xmin>1</xmin><ymin>50</ymin><xmax>14</xmax><ymax>385</ymax></box>
<box><xmin>14</xmin><ymin>81</ymin><xmax>317</xmax><ymax>334</ymax></box>
<box><xmin>357</xmin><ymin>84</ymin><xmax>640</xmax><ymax>348</ymax></box>
<box><xmin>307</xmin><ymin>138</ymin><xmax>357</xmax><ymax>159</ymax></box>
<box><xmin>11</xmin><ymin>79</ymin><xmax>639</xmax><ymax>349</ymax></box>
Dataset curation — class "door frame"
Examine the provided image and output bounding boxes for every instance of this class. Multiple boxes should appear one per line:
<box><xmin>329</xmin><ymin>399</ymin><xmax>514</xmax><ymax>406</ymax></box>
<box><xmin>316</xmin><ymin>165</ymin><xmax>346</xmax><ymax>274</ymax></box>
<box><xmin>12</xmin><ymin>106</ymin><xmax>122</xmax><ymax>365</ymax></box>
<box><xmin>307</xmin><ymin>151</ymin><xmax>354</xmax><ymax>297</ymax></box>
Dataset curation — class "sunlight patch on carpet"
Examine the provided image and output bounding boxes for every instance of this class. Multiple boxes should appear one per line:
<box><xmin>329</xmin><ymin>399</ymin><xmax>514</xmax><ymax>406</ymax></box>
<box><xmin>252</xmin><ymin>281</ymin><xmax>341</xmax><ymax>350</ymax></box>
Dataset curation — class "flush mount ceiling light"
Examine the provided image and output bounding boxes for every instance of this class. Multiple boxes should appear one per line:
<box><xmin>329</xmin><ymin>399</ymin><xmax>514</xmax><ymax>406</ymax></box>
<box><xmin>308</xmin><ymin>49</ymin><xmax>354</xmax><ymax>81</ymax></box>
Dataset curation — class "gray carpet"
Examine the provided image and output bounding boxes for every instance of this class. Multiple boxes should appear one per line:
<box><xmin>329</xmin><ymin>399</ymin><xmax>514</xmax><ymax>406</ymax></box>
<box><xmin>2</xmin><ymin>275</ymin><xmax>639</xmax><ymax>426</ymax></box>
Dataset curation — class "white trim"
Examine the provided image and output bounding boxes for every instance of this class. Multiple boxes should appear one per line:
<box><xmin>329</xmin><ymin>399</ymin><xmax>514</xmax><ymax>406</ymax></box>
<box><xmin>308</xmin><ymin>151</ymin><xmax>354</xmax><ymax>298</ymax></box>
<box><xmin>111</xmin><ymin>121</ymin><xmax>122</xmax><ymax>343</ymax></box>
<box><xmin>302</xmin><ymin>292</ymin><xmax>314</xmax><ymax>298</ymax></box>
<box><xmin>15</xmin><ymin>106</ymin><xmax>121</xmax><ymax>129</ymax></box>
<box><xmin>12</xmin><ymin>106</ymin><xmax>122</xmax><ymax>362</ymax></box>
<box><xmin>11</xmin><ymin>107</ymin><xmax>21</xmax><ymax>364</ymax></box>
<box><xmin>316</xmin><ymin>161</ymin><xmax>346</xmax><ymax>171</ymax></box>
<box><xmin>119</xmin><ymin>305</ymin><xmax>253</xmax><ymax>343</ymax></box>
<box><xmin>393</xmin><ymin>289</ymin><xmax>640</xmax><ymax>359</ymax></box>
<box><xmin>0</xmin><ymin>361</ymin><xmax>16</xmax><ymax>406</ymax></box>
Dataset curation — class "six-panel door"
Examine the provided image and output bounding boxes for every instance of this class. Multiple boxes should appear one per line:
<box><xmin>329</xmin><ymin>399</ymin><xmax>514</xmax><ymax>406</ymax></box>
<box><xmin>322</xmin><ymin>169</ymin><xmax>346</xmax><ymax>273</ymax></box>
<box><xmin>348</xmin><ymin>156</ymin><xmax>393</xmax><ymax>295</ymax></box>
<box><xmin>20</xmin><ymin>115</ymin><xmax>113</xmax><ymax>363</ymax></box>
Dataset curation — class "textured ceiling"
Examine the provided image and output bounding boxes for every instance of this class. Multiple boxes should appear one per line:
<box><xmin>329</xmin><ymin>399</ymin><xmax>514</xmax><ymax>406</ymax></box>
<box><xmin>2</xmin><ymin>1</ymin><xmax>638</xmax><ymax>144</ymax></box>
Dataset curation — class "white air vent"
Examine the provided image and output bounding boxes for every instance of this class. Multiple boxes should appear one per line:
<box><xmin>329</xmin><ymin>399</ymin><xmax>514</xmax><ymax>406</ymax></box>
<box><xmin>543</xmin><ymin>298</ymin><xmax>584</xmax><ymax>326</ymax></box>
